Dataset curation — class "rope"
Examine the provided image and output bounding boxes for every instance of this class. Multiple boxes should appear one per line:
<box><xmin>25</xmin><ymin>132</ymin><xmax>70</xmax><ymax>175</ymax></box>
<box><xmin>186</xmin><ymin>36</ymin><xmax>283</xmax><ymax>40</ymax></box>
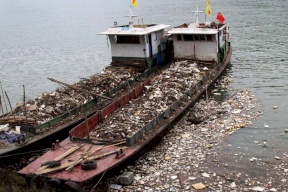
<box><xmin>90</xmin><ymin>162</ymin><xmax>112</xmax><ymax>192</ymax></box>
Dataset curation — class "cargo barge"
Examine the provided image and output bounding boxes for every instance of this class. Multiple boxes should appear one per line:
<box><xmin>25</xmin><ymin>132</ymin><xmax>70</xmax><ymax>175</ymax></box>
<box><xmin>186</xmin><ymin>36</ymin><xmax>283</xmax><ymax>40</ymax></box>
<box><xmin>19</xmin><ymin>7</ymin><xmax>232</xmax><ymax>190</ymax></box>
<box><xmin>0</xmin><ymin>13</ymin><xmax>172</xmax><ymax>162</ymax></box>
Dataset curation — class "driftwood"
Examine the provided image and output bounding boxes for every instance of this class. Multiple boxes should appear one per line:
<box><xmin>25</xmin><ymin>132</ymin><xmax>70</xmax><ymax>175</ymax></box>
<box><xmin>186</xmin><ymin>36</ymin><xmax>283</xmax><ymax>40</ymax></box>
<box><xmin>0</xmin><ymin>116</ymin><xmax>36</xmax><ymax>125</ymax></box>
<box><xmin>188</xmin><ymin>110</ymin><xmax>227</xmax><ymax>124</ymax></box>
<box><xmin>0</xmin><ymin>95</ymin><xmax>4</xmax><ymax>115</ymax></box>
<box><xmin>37</xmin><ymin>144</ymin><xmax>83</xmax><ymax>171</ymax></box>
<box><xmin>5</xmin><ymin>91</ymin><xmax>13</xmax><ymax>114</ymax></box>
<box><xmin>65</xmin><ymin>144</ymin><xmax>99</xmax><ymax>171</ymax></box>
<box><xmin>65</xmin><ymin>140</ymin><xmax>125</xmax><ymax>171</ymax></box>
<box><xmin>47</xmin><ymin>78</ymin><xmax>111</xmax><ymax>100</ymax></box>
<box><xmin>23</xmin><ymin>85</ymin><xmax>28</xmax><ymax>125</ymax></box>
<box><xmin>0</xmin><ymin>82</ymin><xmax>8</xmax><ymax>113</ymax></box>
<box><xmin>34</xmin><ymin>147</ymin><xmax>128</xmax><ymax>175</ymax></box>
<box><xmin>87</xmin><ymin>137</ymin><xmax>126</xmax><ymax>144</ymax></box>
<box><xmin>111</xmin><ymin>60</ymin><xmax>147</xmax><ymax>72</ymax></box>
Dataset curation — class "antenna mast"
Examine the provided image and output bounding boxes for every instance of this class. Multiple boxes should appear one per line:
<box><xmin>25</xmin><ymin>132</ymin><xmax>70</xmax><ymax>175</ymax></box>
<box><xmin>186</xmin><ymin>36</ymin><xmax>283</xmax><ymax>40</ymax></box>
<box><xmin>191</xmin><ymin>6</ymin><xmax>203</xmax><ymax>24</ymax></box>
<box><xmin>125</xmin><ymin>6</ymin><xmax>138</xmax><ymax>28</ymax></box>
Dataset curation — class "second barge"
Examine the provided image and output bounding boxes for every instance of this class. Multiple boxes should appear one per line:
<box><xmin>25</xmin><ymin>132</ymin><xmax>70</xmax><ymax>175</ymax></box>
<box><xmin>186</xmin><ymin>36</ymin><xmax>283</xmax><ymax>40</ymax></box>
<box><xmin>19</xmin><ymin>6</ymin><xmax>232</xmax><ymax>190</ymax></box>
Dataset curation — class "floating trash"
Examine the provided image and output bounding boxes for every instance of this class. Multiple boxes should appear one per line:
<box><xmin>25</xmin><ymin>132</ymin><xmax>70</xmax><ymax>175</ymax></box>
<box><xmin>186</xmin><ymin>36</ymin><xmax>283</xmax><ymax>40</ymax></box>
<box><xmin>192</xmin><ymin>183</ymin><xmax>206</xmax><ymax>190</ymax></box>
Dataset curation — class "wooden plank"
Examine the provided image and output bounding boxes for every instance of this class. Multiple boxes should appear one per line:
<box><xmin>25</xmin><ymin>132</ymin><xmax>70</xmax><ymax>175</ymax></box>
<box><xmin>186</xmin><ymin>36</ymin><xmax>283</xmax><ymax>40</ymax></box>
<box><xmin>65</xmin><ymin>141</ymin><xmax>125</xmax><ymax>171</ymax></box>
<box><xmin>34</xmin><ymin>147</ymin><xmax>128</xmax><ymax>175</ymax></box>
<box><xmin>65</xmin><ymin>145</ymin><xmax>104</xmax><ymax>171</ymax></box>
<box><xmin>37</xmin><ymin>144</ymin><xmax>83</xmax><ymax>171</ymax></box>
<box><xmin>47</xmin><ymin>78</ymin><xmax>111</xmax><ymax>100</ymax></box>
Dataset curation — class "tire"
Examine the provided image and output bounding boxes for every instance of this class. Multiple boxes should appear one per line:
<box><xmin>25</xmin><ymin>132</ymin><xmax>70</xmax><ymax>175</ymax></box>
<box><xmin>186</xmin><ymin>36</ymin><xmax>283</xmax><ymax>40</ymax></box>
<box><xmin>47</xmin><ymin>178</ymin><xmax>62</xmax><ymax>191</ymax></box>
<box><xmin>80</xmin><ymin>160</ymin><xmax>97</xmax><ymax>170</ymax></box>
<box><xmin>29</xmin><ymin>174</ymin><xmax>48</xmax><ymax>189</ymax></box>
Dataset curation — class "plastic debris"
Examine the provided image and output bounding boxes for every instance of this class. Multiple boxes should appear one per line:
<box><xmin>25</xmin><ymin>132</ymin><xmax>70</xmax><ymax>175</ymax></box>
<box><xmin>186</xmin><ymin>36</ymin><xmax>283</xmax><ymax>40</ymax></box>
<box><xmin>275</xmin><ymin>156</ymin><xmax>281</xmax><ymax>160</ymax></box>
<box><xmin>252</xmin><ymin>186</ymin><xmax>265</xmax><ymax>191</ymax></box>
<box><xmin>192</xmin><ymin>183</ymin><xmax>206</xmax><ymax>190</ymax></box>
<box><xmin>202</xmin><ymin>172</ymin><xmax>210</xmax><ymax>178</ymax></box>
<box><xmin>109</xmin><ymin>184</ymin><xmax>122</xmax><ymax>190</ymax></box>
<box><xmin>230</xmin><ymin>182</ymin><xmax>236</xmax><ymax>188</ymax></box>
<box><xmin>249</xmin><ymin>157</ymin><xmax>258</xmax><ymax>162</ymax></box>
<box><xmin>269</xmin><ymin>188</ymin><xmax>277</xmax><ymax>192</ymax></box>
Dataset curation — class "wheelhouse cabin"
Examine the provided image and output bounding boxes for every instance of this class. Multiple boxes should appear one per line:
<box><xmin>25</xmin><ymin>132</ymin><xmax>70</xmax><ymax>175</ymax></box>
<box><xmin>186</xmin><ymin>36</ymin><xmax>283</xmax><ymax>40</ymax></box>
<box><xmin>99</xmin><ymin>22</ymin><xmax>170</xmax><ymax>70</ymax></box>
<box><xmin>168</xmin><ymin>21</ymin><xmax>230</xmax><ymax>64</ymax></box>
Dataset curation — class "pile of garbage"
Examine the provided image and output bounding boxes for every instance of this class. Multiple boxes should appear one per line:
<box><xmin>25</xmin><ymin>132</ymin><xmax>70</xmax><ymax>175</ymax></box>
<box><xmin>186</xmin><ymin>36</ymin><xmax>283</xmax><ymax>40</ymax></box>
<box><xmin>0</xmin><ymin>66</ymin><xmax>141</xmax><ymax>127</ymax></box>
<box><xmin>90</xmin><ymin>60</ymin><xmax>204</xmax><ymax>140</ymax></box>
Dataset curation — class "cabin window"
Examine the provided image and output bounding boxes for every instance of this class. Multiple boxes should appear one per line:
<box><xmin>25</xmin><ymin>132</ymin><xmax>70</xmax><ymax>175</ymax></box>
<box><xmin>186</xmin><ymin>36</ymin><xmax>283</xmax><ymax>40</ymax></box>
<box><xmin>199</xmin><ymin>35</ymin><xmax>205</xmax><ymax>41</ymax></box>
<box><xmin>116</xmin><ymin>35</ymin><xmax>140</xmax><ymax>44</ymax></box>
<box><xmin>183</xmin><ymin>34</ymin><xmax>213</xmax><ymax>41</ymax></box>
<box><xmin>206</xmin><ymin>35</ymin><xmax>213</xmax><ymax>41</ymax></box>
<box><xmin>183</xmin><ymin>35</ymin><xmax>194</xmax><ymax>41</ymax></box>
<box><xmin>177</xmin><ymin>35</ymin><xmax>182</xmax><ymax>41</ymax></box>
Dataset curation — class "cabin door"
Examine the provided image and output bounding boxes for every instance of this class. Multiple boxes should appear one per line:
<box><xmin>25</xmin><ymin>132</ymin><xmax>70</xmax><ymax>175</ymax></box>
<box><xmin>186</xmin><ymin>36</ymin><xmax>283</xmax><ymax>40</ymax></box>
<box><xmin>148</xmin><ymin>34</ymin><xmax>152</xmax><ymax>58</ymax></box>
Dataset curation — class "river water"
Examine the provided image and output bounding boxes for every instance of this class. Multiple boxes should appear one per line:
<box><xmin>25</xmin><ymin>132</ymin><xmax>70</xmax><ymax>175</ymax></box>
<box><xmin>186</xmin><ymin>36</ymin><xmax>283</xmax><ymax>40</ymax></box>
<box><xmin>0</xmin><ymin>0</ymin><xmax>287</xmax><ymax>176</ymax></box>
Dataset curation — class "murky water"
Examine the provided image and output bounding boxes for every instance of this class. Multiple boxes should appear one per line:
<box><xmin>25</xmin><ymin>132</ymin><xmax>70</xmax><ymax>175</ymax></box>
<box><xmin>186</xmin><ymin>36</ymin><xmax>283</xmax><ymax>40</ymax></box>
<box><xmin>222</xmin><ymin>0</ymin><xmax>288</xmax><ymax>165</ymax></box>
<box><xmin>0</xmin><ymin>0</ymin><xmax>287</xmax><ymax>174</ymax></box>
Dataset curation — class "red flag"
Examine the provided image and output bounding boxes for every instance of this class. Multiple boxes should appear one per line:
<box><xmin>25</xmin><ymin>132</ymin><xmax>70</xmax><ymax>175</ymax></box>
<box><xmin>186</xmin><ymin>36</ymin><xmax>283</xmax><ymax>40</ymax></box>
<box><xmin>216</xmin><ymin>12</ymin><xmax>225</xmax><ymax>23</ymax></box>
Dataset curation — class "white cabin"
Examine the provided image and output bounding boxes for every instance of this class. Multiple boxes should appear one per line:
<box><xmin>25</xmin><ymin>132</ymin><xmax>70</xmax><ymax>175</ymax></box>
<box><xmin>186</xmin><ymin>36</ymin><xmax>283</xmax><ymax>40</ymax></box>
<box><xmin>168</xmin><ymin>22</ymin><xmax>230</xmax><ymax>63</ymax></box>
<box><xmin>99</xmin><ymin>23</ymin><xmax>170</xmax><ymax>69</ymax></box>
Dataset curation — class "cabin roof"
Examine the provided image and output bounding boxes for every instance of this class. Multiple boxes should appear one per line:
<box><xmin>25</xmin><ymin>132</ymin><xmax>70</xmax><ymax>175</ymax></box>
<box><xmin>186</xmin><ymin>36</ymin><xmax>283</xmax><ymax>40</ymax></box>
<box><xmin>168</xmin><ymin>22</ymin><xmax>225</xmax><ymax>35</ymax></box>
<box><xmin>99</xmin><ymin>24</ymin><xmax>170</xmax><ymax>35</ymax></box>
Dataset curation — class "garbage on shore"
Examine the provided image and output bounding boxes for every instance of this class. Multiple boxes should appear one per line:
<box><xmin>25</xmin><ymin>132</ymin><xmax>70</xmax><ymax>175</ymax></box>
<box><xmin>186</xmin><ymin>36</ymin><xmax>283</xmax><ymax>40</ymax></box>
<box><xmin>101</xmin><ymin>76</ymin><xmax>287</xmax><ymax>191</ymax></box>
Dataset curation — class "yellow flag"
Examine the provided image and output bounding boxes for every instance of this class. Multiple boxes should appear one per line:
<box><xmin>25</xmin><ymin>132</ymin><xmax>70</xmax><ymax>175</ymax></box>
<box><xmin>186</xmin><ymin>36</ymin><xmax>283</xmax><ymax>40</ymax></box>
<box><xmin>206</xmin><ymin>0</ymin><xmax>211</xmax><ymax>16</ymax></box>
<box><xmin>132</xmin><ymin>0</ymin><xmax>137</xmax><ymax>7</ymax></box>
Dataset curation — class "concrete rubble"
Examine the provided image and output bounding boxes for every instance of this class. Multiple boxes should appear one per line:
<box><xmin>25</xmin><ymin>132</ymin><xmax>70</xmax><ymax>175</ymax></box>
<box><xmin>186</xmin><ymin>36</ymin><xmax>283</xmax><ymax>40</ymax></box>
<box><xmin>103</xmin><ymin>76</ymin><xmax>287</xmax><ymax>191</ymax></box>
